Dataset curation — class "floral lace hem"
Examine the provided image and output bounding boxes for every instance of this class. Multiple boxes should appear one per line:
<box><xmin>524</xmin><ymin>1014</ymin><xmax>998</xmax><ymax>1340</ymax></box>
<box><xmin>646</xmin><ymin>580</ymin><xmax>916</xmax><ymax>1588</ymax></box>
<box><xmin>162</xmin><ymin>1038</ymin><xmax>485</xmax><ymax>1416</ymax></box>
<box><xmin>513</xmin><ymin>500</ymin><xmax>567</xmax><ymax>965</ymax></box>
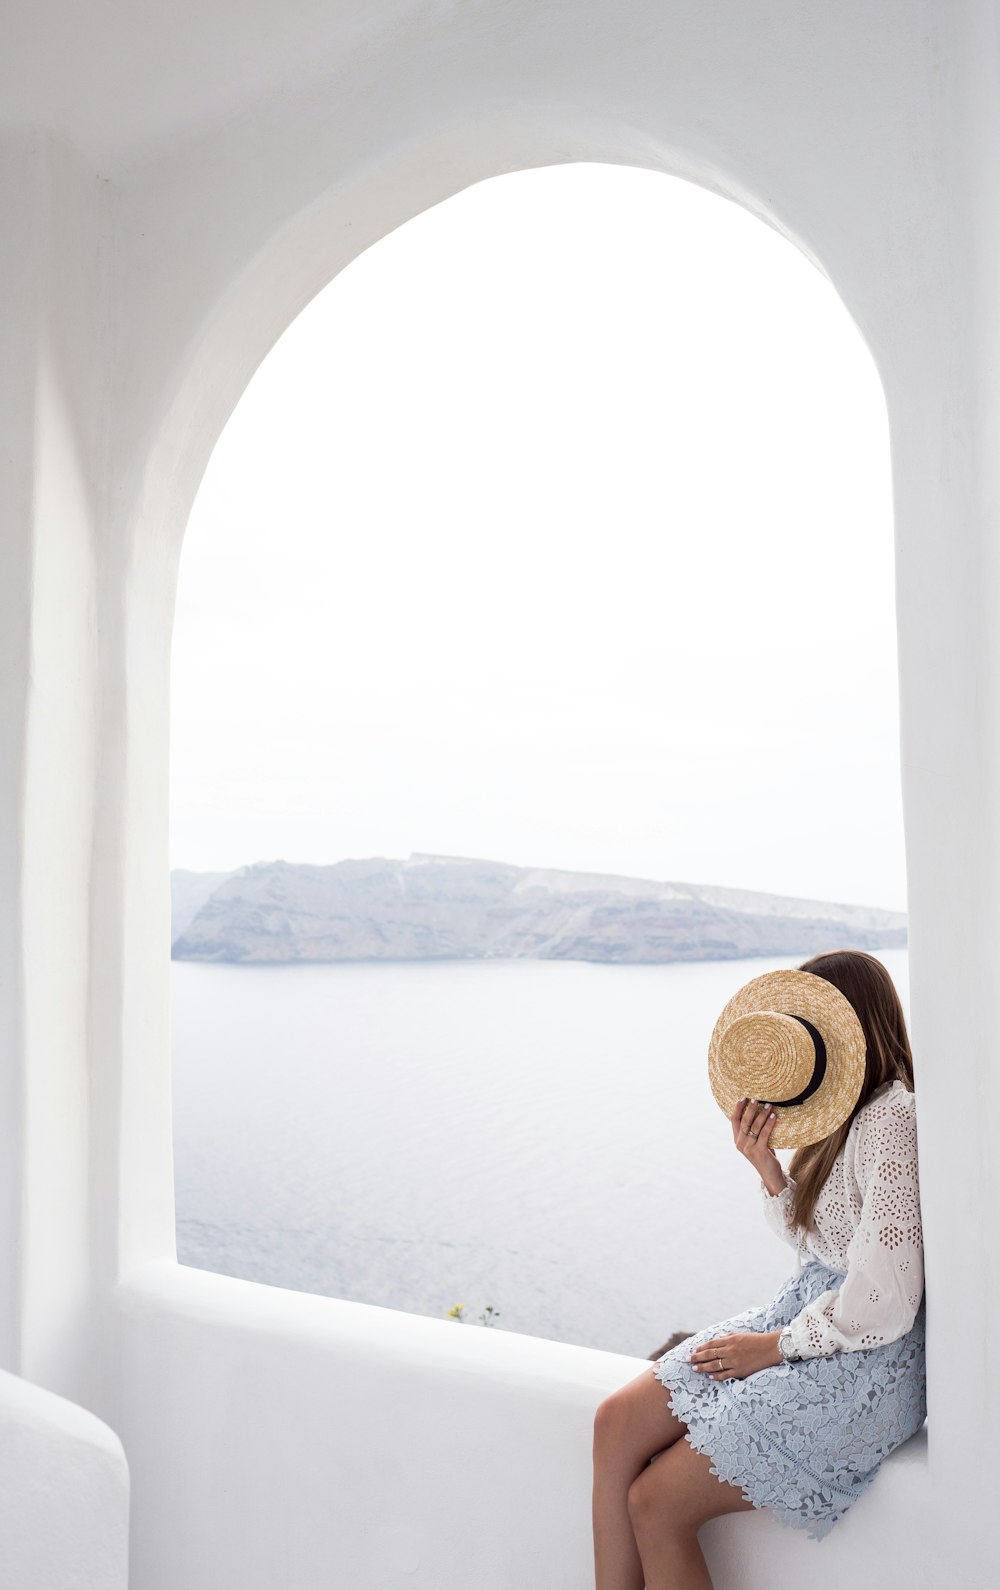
<box><xmin>648</xmin><ymin>1257</ymin><xmax>927</xmax><ymax>1541</ymax></box>
<box><xmin>651</xmin><ymin>1359</ymin><xmax>872</xmax><ymax>1541</ymax></box>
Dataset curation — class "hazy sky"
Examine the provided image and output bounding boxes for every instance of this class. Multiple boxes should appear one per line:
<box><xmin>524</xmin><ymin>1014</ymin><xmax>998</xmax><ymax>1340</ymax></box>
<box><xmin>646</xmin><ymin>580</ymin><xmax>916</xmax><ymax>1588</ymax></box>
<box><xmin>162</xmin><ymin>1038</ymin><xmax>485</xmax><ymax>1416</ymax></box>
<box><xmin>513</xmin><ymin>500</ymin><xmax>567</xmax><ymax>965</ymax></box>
<box><xmin>170</xmin><ymin>162</ymin><xmax>906</xmax><ymax>914</ymax></box>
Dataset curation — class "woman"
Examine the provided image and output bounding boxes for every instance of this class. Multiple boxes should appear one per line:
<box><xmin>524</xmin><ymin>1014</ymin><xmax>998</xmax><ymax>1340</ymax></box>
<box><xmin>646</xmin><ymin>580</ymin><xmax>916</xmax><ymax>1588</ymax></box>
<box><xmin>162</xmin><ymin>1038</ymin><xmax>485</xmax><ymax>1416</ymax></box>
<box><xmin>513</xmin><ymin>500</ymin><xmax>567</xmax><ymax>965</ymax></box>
<box><xmin>592</xmin><ymin>949</ymin><xmax>926</xmax><ymax>1590</ymax></box>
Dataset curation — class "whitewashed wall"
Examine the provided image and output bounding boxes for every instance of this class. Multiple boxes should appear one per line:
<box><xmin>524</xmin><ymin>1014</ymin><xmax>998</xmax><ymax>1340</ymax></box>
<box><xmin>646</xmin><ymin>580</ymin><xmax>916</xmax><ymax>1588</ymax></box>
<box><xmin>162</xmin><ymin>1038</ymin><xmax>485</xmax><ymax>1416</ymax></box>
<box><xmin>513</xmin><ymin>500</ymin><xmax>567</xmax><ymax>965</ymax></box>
<box><xmin>115</xmin><ymin>1260</ymin><xmax>928</xmax><ymax>1590</ymax></box>
<box><xmin>0</xmin><ymin>3</ymin><xmax>995</xmax><ymax>1586</ymax></box>
<box><xmin>0</xmin><ymin>1367</ymin><xmax>128</xmax><ymax>1589</ymax></box>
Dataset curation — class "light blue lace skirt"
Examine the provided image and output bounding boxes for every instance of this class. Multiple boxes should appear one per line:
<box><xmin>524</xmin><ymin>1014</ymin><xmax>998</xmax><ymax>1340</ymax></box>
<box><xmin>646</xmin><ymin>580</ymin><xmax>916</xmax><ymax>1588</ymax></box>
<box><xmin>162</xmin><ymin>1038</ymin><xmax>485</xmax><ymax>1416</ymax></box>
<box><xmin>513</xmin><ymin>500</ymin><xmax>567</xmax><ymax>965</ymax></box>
<box><xmin>650</xmin><ymin>1257</ymin><xmax>927</xmax><ymax>1540</ymax></box>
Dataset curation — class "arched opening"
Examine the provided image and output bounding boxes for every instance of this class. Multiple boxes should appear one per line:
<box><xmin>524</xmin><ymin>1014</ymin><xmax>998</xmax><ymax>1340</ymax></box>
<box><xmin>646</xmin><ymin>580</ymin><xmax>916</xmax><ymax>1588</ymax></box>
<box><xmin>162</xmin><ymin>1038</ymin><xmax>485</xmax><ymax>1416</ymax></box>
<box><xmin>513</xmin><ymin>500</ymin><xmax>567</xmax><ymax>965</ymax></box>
<box><xmin>167</xmin><ymin>161</ymin><xmax>904</xmax><ymax>1356</ymax></box>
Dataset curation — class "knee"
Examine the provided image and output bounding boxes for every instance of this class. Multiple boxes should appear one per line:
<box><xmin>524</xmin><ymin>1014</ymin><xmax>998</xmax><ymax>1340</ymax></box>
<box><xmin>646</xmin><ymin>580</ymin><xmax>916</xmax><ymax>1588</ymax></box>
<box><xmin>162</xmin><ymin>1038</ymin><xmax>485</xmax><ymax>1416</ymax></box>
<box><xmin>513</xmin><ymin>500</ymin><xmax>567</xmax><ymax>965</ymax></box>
<box><xmin>626</xmin><ymin>1468</ymin><xmax>658</xmax><ymax>1529</ymax></box>
<box><xmin>627</xmin><ymin>1460</ymin><xmax>699</xmax><ymax>1539</ymax></box>
<box><xmin>592</xmin><ymin>1391</ymin><xmax>626</xmax><ymax>1453</ymax></box>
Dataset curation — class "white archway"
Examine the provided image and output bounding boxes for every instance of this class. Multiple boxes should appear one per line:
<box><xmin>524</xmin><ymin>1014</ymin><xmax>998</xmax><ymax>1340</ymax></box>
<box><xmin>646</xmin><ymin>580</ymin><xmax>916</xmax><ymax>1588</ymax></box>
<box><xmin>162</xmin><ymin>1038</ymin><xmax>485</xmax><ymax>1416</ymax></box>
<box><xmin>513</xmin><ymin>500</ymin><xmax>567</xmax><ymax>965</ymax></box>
<box><xmin>47</xmin><ymin>14</ymin><xmax>993</xmax><ymax>1582</ymax></box>
<box><xmin>104</xmin><ymin>127</ymin><xmax>944</xmax><ymax>1590</ymax></box>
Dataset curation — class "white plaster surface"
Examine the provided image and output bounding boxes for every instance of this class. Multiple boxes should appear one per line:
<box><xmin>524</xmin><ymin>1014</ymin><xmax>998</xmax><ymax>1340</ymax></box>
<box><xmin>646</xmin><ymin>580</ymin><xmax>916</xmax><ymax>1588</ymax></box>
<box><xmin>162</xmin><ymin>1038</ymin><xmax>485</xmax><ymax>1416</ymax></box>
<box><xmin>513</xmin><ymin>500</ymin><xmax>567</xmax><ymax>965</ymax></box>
<box><xmin>116</xmin><ymin>1261</ymin><xmax>928</xmax><ymax>1590</ymax></box>
<box><xmin>0</xmin><ymin>1366</ymin><xmax>129</xmax><ymax>1589</ymax></box>
<box><xmin>0</xmin><ymin>2</ymin><xmax>994</xmax><ymax>1586</ymax></box>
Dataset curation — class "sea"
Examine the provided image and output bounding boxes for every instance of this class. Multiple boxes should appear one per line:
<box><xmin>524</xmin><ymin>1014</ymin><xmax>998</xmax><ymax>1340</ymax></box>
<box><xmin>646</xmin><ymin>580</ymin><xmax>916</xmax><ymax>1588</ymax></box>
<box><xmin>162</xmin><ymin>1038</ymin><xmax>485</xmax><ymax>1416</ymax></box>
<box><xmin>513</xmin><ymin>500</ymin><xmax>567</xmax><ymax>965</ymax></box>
<box><xmin>171</xmin><ymin>947</ymin><xmax>910</xmax><ymax>1359</ymax></box>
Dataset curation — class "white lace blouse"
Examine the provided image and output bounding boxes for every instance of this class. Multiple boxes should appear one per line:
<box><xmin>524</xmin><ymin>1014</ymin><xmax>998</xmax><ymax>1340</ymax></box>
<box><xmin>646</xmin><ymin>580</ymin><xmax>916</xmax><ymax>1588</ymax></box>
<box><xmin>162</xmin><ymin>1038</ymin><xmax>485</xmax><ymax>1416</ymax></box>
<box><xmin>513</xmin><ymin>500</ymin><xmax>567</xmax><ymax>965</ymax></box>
<box><xmin>759</xmin><ymin>1078</ymin><xmax>924</xmax><ymax>1359</ymax></box>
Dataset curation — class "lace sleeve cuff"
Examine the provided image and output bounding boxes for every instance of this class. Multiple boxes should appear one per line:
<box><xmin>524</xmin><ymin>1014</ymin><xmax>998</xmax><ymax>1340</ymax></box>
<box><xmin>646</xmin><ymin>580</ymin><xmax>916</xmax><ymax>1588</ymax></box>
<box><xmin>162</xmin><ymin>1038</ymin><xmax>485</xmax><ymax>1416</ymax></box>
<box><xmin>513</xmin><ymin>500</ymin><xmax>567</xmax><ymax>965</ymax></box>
<box><xmin>760</xmin><ymin>1173</ymin><xmax>802</xmax><ymax>1252</ymax></box>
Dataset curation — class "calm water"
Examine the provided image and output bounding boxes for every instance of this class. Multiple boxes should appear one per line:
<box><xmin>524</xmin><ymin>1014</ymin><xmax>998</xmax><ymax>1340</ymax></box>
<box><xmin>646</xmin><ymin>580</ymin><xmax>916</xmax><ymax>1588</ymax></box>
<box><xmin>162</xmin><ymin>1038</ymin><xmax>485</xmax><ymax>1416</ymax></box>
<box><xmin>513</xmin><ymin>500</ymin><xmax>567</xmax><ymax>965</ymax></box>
<box><xmin>171</xmin><ymin>948</ymin><xmax>909</xmax><ymax>1358</ymax></box>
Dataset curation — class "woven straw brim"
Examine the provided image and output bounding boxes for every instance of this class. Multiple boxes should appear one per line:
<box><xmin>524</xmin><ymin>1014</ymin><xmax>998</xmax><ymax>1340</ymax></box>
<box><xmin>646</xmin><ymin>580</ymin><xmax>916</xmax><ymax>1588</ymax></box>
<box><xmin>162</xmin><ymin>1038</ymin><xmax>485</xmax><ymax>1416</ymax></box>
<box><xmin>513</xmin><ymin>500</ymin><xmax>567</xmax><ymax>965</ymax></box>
<box><xmin>707</xmin><ymin>968</ymin><xmax>867</xmax><ymax>1149</ymax></box>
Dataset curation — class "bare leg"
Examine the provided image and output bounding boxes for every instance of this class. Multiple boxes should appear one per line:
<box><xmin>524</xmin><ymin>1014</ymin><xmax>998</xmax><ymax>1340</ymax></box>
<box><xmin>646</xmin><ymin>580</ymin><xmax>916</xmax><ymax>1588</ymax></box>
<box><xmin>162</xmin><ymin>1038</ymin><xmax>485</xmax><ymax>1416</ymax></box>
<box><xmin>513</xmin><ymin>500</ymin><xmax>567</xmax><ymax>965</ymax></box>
<box><xmin>592</xmin><ymin>1364</ymin><xmax>691</xmax><ymax>1590</ymax></box>
<box><xmin>627</xmin><ymin>1411</ymin><xmax>756</xmax><ymax>1590</ymax></box>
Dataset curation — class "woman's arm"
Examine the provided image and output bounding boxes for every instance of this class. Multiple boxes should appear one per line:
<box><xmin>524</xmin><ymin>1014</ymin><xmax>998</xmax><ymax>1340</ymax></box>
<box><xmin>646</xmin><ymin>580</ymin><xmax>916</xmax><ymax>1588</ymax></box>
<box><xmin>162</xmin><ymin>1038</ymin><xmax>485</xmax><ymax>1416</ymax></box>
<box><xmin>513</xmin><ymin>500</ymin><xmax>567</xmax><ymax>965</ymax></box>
<box><xmin>735</xmin><ymin>1097</ymin><xmax>805</xmax><ymax>1253</ymax></box>
<box><xmin>759</xmin><ymin>1172</ymin><xmax>806</xmax><ymax>1253</ymax></box>
<box><xmin>781</xmin><ymin>1090</ymin><xmax>923</xmax><ymax>1359</ymax></box>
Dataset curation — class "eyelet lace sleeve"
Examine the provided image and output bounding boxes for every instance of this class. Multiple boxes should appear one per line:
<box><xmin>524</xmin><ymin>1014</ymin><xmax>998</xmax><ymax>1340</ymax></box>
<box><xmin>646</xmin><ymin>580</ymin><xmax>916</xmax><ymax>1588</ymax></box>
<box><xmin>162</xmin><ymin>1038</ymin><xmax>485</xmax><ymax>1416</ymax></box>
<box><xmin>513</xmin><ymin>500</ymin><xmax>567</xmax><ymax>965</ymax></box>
<box><xmin>784</xmin><ymin>1090</ymin><xmax>924</xmax><ymax>1359</ymax></box>
<box><xmin>759</xmin><ymin>1173</ymin><xmax>805</xmax><ymax>1253</ymax></box>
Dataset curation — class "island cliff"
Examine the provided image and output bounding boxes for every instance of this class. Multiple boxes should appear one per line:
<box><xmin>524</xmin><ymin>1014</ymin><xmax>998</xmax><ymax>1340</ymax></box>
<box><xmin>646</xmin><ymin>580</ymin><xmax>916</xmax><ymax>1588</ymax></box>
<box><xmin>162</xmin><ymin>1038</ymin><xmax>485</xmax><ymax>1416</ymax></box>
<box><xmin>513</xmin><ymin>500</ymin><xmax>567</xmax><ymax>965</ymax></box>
<box><xmin>170</xmin><ymin>853</ymin><xmax>907</xmax><ymax>965</ymax></box>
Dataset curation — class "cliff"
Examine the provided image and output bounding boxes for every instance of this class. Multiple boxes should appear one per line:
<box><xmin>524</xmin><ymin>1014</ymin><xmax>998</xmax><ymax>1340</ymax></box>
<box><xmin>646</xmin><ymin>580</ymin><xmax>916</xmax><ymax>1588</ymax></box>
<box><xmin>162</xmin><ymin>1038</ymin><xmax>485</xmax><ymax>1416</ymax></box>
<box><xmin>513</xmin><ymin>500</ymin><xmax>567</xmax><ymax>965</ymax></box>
<box><xmin>170</xmin><ymin>853</ymin><xmax>907</xmax><ymax>965</ymax></box>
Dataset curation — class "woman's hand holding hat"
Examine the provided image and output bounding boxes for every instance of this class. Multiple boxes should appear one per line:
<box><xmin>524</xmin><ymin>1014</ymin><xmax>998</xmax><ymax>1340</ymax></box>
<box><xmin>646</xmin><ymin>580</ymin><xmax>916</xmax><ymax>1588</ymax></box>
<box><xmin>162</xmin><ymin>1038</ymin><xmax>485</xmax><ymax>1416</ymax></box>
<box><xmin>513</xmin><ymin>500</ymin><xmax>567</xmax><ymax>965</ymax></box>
<box><xmin>731</xmin><ymin>1096</ymin><xmax>785</xmax><ymax>1194</ymax></box>
<box><xmin>707</xmin><ymin>968</ymin><xmax>867</xmax><ymax>1149</ymax></box>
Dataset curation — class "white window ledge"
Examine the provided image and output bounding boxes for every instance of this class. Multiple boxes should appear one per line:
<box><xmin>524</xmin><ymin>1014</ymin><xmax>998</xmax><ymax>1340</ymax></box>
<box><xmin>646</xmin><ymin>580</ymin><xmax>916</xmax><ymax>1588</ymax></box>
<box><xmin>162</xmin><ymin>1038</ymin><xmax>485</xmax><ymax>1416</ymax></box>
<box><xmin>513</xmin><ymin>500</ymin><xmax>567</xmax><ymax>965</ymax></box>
<box><xmin>0</xmin><ymin>1366</ymin><xmax>129</xmax><ymax>1590</ymax></box>
<box><xmin>113</xmin><ymin>1260</ymin><xmax>928</xmax><ymax>1588</ymax></box>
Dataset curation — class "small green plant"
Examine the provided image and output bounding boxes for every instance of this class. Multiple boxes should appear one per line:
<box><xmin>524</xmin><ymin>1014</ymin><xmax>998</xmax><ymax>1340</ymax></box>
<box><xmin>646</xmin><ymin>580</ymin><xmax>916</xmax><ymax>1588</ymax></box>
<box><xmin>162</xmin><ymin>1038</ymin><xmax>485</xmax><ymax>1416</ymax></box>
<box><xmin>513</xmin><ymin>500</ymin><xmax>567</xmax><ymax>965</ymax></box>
<box><xmin>445</xmin><ymin>1302</ymin><xmax>502</xmax><ymax>1327</ymax></box>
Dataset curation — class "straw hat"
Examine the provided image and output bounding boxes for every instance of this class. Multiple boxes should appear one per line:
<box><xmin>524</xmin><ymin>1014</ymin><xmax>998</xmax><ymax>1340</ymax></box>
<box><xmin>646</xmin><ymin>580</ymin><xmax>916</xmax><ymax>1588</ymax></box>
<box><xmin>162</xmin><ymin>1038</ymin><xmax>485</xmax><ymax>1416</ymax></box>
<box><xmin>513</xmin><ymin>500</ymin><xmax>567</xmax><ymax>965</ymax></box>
<box><xmin>707</xmin><ymin>968</ymin><xmax>867</xmax><ymax>1148</ymax></box>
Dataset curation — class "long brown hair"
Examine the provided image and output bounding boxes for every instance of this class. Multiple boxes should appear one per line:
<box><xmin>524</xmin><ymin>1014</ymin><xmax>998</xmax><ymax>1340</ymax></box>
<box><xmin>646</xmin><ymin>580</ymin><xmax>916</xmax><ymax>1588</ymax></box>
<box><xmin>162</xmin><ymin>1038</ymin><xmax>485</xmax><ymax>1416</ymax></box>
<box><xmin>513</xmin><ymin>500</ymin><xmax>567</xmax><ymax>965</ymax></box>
<box><xmin>785</xmin><ymin>949</ymin><xmax>914</xmax><ymax>1235</ymax></box>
